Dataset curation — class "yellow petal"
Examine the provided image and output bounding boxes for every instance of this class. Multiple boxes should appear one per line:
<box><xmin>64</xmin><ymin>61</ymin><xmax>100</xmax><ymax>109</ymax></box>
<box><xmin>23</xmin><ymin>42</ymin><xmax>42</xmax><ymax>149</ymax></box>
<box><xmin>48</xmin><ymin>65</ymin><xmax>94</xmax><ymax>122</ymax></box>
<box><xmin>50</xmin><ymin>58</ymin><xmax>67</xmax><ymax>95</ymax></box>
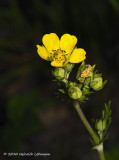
<box><xmin>36</xmin><ymin>45</ymin><xmax>49</xmax><ymax>60</ymax></box>
<box><xmin>51</xmin><ymin>61</ymin><xmax>64</xmax><ymax>67</ymax></box>
<box><xmin>69</xmin><ymin>48</ymin><xmax>86</xmax><ymax>63</ymax></box>
<box><xmin>60</xmin><ymin>34</ymin><xmax>77</xmax><ymax>54</ymax></box>
<box><xmin>42</xmin><ymin>33</ymin><xmax>59</xmax><ymax>53</ymax></box>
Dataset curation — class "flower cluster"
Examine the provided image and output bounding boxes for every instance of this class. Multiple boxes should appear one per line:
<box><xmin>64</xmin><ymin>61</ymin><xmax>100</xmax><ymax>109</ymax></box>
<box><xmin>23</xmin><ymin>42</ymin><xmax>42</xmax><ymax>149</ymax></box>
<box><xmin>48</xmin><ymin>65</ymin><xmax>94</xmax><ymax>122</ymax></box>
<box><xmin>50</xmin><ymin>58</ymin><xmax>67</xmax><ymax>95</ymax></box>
<box><xmin>36</xmin><ymin>33</ymin><xmax>106</xmax><ymax>103</ymax></box>
<box><xmin>53</xmin><ymin>61</ymin><xmax>107</xmax><ymax>103</ymax></box>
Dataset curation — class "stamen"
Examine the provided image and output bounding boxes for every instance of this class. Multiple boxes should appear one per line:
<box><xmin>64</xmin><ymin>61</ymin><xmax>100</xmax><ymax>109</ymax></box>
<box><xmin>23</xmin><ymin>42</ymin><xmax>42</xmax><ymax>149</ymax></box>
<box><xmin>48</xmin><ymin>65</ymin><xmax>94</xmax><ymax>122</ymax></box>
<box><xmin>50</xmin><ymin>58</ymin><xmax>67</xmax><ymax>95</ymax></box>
<box><xmin>53</xmin><ymin>49</ymin><xmax>67</xmax><ymax>63</ymax></box>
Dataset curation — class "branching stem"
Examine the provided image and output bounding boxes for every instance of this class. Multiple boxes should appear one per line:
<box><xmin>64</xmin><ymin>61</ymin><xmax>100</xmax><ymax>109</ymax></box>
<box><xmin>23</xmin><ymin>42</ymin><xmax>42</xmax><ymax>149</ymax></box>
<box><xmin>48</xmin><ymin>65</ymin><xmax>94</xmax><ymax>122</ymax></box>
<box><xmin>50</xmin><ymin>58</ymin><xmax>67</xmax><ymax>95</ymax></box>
<box><xmin>73</xmin><ymin>102</ymin><xmax>105</xmax><ymax>160</ymax></box>
<box><xmin>96</xmin><ymin>143</ymin><xmax>105</xmax><ymax>160</ymax></box>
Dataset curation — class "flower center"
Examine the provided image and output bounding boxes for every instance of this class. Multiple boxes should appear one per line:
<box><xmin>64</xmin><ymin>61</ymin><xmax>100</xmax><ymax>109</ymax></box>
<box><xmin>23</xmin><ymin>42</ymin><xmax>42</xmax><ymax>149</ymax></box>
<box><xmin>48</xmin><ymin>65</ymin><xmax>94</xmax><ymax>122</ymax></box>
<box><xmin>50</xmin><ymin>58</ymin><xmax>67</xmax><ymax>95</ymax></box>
<box><xmin>53</xmin><ymin>49</ymin><xmax>66</xmax><ymax>63</ymax></box>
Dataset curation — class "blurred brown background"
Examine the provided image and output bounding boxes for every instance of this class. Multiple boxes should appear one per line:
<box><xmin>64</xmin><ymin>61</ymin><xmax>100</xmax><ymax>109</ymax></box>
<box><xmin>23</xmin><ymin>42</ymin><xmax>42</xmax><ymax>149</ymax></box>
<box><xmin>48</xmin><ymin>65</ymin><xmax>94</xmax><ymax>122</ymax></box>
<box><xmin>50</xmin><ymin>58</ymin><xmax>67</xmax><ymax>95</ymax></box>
<box><xmin>0</xmin><ymin>0</ymin><xmax>119</xmax><ymax>159</ymax></box>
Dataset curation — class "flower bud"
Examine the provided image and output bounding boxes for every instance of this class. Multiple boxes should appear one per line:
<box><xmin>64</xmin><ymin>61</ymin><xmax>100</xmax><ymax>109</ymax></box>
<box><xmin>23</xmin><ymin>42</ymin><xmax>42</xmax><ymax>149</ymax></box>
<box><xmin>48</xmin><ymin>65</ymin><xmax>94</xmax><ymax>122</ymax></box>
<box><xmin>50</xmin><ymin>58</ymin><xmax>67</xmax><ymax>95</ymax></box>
<box><xmin>53</xmin><ymin>68</ymin><xmax>65</xmax><ymax>80</ymax></box>
<box><xmin>90</xmin><ymin>77</ymin><xmax>103</xmax><ymax>91</ymax></box>
<box><xmin>68</xmin><ymin>86</ymin><xmax>82</xmax><ymax>100</ymax></box>
<box><xmin>96</xmin><ymin>119</ymin><xmax>106</xmax><ymax>131</ymax></box>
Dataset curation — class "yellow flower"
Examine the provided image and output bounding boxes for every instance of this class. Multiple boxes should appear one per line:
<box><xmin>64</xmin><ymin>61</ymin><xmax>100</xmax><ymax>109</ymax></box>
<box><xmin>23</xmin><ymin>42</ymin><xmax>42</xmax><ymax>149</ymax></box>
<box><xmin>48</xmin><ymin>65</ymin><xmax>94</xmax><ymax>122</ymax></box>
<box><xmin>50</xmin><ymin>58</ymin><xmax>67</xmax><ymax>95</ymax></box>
<box><xmin>36</xmin><ymin>33</ymin><xmax>86</xmax><ymax>67</ymax></box>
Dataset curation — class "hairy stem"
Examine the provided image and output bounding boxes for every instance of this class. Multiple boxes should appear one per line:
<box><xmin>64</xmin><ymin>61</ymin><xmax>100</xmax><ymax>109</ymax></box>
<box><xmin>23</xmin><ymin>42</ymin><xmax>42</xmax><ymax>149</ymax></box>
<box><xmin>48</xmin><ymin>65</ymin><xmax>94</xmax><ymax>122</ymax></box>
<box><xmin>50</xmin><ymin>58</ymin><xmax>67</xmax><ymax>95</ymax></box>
<box><xmin>73</xmin><ymin>102</ymin><xmax>99</xmax><ymax>144</ymax></box>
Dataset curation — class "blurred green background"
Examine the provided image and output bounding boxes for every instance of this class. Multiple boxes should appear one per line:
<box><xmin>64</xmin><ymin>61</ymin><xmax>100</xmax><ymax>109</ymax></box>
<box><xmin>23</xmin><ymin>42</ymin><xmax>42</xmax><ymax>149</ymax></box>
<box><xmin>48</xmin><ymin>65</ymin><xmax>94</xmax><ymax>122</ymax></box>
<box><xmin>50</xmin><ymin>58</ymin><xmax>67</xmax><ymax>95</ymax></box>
<box><xmin>0</xmin><ymin>0</ymin><xmax>119</xmax><ymax>159</ymax></box>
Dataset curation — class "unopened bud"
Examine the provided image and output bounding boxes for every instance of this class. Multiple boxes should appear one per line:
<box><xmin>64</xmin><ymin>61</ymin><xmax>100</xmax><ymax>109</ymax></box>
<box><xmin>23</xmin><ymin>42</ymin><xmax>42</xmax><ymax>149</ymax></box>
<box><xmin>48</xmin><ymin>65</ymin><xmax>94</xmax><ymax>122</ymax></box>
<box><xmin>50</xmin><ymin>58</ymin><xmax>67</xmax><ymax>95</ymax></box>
<box><xmin>96</xmin><ymin>119</ymin><xmax>106</xmax><ymax>131</ymax></box>
<box><xmin>53</xmin><ymin>68</ymin><xmax>65</xmax><ymax>80</ymax></box>
<box><xmin>68</xmin><ymin>86</ymin><xmax>82</xmax><ymax>100</ymax></box>
<box><xmin>90</xmin><ymin>77</ymin><xmax>103</xmax><ymax>91</ymax></box>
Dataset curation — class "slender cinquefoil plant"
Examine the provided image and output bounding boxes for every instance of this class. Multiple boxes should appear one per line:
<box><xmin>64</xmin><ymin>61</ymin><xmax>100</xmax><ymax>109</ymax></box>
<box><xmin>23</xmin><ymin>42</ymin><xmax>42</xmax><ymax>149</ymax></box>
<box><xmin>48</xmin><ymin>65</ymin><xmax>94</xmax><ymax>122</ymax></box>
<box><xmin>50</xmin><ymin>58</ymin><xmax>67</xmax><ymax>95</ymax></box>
<box><xmin>36</xmin><ymin>33</ymin><xmax>111</xmax><ymax>160</ymax></box>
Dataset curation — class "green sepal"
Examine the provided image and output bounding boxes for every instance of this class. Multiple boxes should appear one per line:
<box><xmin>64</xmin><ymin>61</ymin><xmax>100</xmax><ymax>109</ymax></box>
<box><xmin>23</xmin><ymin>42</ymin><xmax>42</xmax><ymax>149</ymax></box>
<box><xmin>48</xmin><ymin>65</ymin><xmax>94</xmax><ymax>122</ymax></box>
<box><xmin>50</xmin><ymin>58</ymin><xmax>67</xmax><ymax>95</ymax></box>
<box><xmin>64</xmin><ymin>63</ymin><xmax>74</xmax><ymax>79</ymax></box>
<box><xmin>59</xmin><ymin>89</ymin><xmax>65</xmax><ymax>94</ymax></box>
<box><xmin>82</xmin><ymin>87</ymin><xmax>93</xmax><ymax>95</ymax></box>
<box><xmin>76</xmin><ymin>61</ymin><xmax>85</xmax><ymax>80</ymax></box>
<box><xmin>90</xmin><ymin>80</ymin><xmax>98</xmax><ymax>88</ymax></box>
<box><xmin>92</xmin><ymin>64</ymin><xmax>96</xmax><ymax>71</ymax></box>
<box><xmin>78</xmin><ymin>95</ymin><xmax>89</xmax><ymax>103</ymax></box>
<box><xmin>90</xmin><ymin>77</ymin><xmax>103</xmax><ymax>91</ymax></box>
<box><xmin>94</xmin><ymin>73</ymin><xmax>102</xmax><ymax>78</ymax></box>
<box><xmin>78</xmin><ymin>77</ymin><xmax>85</xmax><ymax>83</ymax></box>
<box><xmin>102</xmin><ymin>80</ymin><xmax>107</xmax><ymax>88</ymax></box>
<box><xmin>68</xmin><ymin>81</ymin><xmax>79</xmax><ymax>88</ymax></box>
<box><xmin>84</xmin><ymin>77</ymin><xmax>91</xmax><ymax>85</ymax></box>
<box><xmin>79</xmin><ymin>83</ymin><xmax>83</xmax><ymax>89</ymax></box>
<box><xmin>64</xmin><ymin>63</ymin><xmax>74</xmax><ymax>72</ymax></box>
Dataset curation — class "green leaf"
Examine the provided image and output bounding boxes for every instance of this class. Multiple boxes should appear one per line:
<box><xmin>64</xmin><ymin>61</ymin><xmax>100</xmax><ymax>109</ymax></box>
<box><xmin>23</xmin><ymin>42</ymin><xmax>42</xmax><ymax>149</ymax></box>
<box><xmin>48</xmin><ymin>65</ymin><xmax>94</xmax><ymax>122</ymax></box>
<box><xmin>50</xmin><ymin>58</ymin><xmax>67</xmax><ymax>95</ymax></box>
<box><xmin>93</xmin><ymin>101</ymin><xmax>112</xmax><ymax>143</ymax></box>
<box><xmin>59</xmin><ymin>89</ymin><xmax>65</xmax><ymax>94</ymax></box>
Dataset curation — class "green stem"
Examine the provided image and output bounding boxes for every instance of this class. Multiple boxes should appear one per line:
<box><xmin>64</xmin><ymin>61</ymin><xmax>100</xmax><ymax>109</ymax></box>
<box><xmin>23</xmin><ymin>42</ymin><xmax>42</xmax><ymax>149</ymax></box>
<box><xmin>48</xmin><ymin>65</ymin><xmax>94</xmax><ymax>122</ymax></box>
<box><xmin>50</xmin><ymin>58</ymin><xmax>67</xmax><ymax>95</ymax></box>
<box><xmin>96</xmin><ymin>143</ymin><xmax>105</xmax><ymax>160</ymax></box>
<box><xmin>73</xmin><ymin>102</ymin><xmax>99</xmax><ymax>144</ymax></box>
<box><xmin>73</xmin><ymin>102</ymin><xmax>105</xmax><ymax>160</ymax></box>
